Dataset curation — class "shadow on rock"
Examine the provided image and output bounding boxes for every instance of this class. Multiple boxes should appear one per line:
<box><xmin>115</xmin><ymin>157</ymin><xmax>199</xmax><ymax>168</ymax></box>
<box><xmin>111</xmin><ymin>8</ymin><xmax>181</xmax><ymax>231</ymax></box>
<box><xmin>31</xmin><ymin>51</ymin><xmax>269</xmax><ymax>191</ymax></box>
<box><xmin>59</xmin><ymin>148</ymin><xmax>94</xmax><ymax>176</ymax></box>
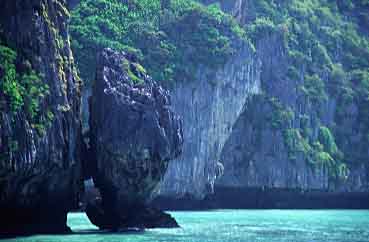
<box><xmin>86</xmin><ymin>48</ymin><xmax>183</xmax><ymax>230</ymax></box>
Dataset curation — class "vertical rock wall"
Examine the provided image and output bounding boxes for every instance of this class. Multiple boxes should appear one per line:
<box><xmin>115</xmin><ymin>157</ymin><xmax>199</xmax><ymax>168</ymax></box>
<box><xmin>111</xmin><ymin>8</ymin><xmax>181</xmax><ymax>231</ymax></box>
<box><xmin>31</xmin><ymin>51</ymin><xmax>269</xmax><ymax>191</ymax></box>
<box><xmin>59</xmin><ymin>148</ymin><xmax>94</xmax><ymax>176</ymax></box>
<box><xmin>159</xmin><ymin>0</ymin><xmax>369</xmax><ymax>199</ymax></box>
<box><xmin>0</xmin><ymin>0</ymin><xmax>82</xmax><ymax>235</ymax></box>
<box><xmin>219</xmin><ymin>42</ymin><xmax>369</xmax><ymax>191</ymax></box>
<box><xmin>216</xmin><ymin>16</ymin><xmax>369</xmax><ymax>192</ymax></box>
<box><xmin>158</xmin><ymin>45</ymin><xmax>261</xmax><ymax>198</ymax></box>
<box><xmin>87</xmin><ymin>48</ymin><xmax>183</xmax><ymax>229</ymax></box>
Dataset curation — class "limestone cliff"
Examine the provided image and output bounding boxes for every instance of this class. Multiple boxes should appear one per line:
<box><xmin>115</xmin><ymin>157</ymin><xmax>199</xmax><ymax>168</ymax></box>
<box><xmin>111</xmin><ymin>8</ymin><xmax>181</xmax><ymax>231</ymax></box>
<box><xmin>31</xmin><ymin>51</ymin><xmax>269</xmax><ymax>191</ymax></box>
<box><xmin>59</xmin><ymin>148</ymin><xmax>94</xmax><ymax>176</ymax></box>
<box><xmin>68</xmin><ymin>0</ymin><xmax>262</xmax><ymax>200</ymax></box>
<box><xmin>87</xmin><ymin>48</ymin><xmax>183</xmax><ymax>229</ymax></box>
<box><xmin>158</xmin><ymin>43</ymin><xmax>261</xmax><ymax>198</ymax></box>
<box><xmin>151</xmin><ymin>0</ymin><xmax>369</xmax><ymax>202</ymax></box>
<box><xmin>0</xmin><ymin>0</ymin><xmax>82</xmax><ymax>235</ymax></box>
<box><xmin>158</xmin><ymin>0</ymin><xmax>369</xmax><ymax>199</ymax></box>
<box><xmin>203</xmin><ymin>0</ymin><xmax>369</xmax><ymax>193</ymax></box>
<box><xmin>219</xmin><ymin>31</ymin><xmax>369</xmax><ymax>192</ymax></box>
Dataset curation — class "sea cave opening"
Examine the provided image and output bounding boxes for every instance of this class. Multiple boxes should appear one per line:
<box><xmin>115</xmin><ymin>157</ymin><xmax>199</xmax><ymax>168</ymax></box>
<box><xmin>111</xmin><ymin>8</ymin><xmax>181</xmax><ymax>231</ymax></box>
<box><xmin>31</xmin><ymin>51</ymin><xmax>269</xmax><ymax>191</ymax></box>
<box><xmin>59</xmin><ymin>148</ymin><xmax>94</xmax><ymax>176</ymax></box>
<box><xmin>67</xmin><ymin>179</ymin><xmax>100</xmax><ymax>233</ymax></box>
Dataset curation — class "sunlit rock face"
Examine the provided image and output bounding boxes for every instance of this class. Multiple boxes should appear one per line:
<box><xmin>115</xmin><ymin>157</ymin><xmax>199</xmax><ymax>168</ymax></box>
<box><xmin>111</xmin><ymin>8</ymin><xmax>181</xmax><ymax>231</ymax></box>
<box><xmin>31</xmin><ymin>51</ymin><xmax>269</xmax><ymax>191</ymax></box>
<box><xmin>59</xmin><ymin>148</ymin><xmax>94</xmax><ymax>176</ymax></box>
<box><xmin>0</xmin><ymin>0</ymin><xmax>82</xmax><ymax>236</ymax></box>
<box><xmin>157</xmin><ymin>43</ymin><xmax>261</xmax><ymax>199</ymax></box>
<box><xmin>88</xmin><ymin>48</ymin><xmax>183</xmax><ymax>229</ymax></box>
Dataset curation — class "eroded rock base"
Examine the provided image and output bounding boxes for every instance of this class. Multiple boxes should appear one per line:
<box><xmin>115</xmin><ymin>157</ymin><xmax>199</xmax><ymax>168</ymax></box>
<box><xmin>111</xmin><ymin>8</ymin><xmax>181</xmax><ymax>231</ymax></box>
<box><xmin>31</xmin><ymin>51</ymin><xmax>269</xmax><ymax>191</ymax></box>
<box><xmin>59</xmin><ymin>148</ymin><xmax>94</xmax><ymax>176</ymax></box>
<box><xmin>86</xmin><ymin>198</ymin><xmax>178</xmax><ymax>230</ymax></box>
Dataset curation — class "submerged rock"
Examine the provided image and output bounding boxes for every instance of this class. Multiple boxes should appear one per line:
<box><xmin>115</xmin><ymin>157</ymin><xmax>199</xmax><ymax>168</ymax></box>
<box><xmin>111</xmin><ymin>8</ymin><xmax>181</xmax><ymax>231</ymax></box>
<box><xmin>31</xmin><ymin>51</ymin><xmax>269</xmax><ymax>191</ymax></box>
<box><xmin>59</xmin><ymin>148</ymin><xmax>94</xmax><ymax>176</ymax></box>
<box><xmin>88</xmin><ymin>48</ymin><xmax>183</xmax><ymax>229</ymax></box>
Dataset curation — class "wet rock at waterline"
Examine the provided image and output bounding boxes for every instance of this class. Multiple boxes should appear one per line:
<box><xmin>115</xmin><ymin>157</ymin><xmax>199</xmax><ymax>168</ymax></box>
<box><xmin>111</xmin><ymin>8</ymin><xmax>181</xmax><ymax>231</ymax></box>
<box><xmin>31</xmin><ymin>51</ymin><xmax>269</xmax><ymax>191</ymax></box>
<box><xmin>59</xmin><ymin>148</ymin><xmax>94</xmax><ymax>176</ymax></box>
<box><xmin>86</xmin><ymin>198</ymin><xmax>178</xmax><ymax>229</ymax></box>
<box><xmin>88</xmin><ymin>48</ymin><xmax>183</xmax><ymax>229</ymax></box>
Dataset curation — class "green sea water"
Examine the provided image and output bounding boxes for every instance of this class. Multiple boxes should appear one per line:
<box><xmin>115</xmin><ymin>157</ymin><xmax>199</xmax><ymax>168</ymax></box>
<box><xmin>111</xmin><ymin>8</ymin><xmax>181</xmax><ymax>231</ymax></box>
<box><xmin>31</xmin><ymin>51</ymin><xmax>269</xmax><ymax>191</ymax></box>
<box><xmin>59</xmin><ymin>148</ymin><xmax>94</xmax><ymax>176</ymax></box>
<box><xmin>3</xmin><ymin>210</ymin><xmax>369</xmax><ymax>242</ymax></box>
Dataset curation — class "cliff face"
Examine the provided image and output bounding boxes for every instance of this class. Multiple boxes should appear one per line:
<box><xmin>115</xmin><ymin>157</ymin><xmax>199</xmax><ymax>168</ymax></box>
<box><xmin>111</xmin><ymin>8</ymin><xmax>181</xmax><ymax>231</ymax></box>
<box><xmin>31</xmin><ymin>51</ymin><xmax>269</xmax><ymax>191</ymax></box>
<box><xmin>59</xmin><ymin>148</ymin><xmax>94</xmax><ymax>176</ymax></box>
<box><xmin>68</xmin><ymin>0</ymin><xmax>263</xmax><ymax>200</ymax></box>
<box><xmin>210</xmin><ymin>1</ymin><xmax>369</xmax><ymax>192</ymax></box>
<box><xmin>218</xmin><ymin>35</ymin><xmax>369</xmax><ymax>191</ymax></box>
<box><xmin>157</xmin><ymin>0</ymin><xmax>369</xmax><ymax>198</ymax></box>
<box><xmin>0</xmin><ymin>0</ymin><xmax>82</xmax><ymax>235</ymax></box>
<box><xmin>1</xmin><ymin>1</ymin><xmax>365</xmax><ymax>231</ymax></box>
<box><xmin>87</xmin><ymin>48</ymin><xmax>183</xmax><ymax>229</ymax></box>
<box><xmin>158</xmin><ymin>44</ymin><xmax>261</xmax><ymax>198</ymax></box>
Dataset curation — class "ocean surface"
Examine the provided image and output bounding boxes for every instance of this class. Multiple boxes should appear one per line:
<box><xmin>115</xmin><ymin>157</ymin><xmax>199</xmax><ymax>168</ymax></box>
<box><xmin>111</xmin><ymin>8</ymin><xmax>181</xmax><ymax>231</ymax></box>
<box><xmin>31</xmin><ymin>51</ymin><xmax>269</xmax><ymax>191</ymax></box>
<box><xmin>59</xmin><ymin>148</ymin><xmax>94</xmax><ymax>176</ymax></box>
<box><xmin>2</xmin><ymin>210</ymin><xmax>369</xmax><ymax>242</ymax></box>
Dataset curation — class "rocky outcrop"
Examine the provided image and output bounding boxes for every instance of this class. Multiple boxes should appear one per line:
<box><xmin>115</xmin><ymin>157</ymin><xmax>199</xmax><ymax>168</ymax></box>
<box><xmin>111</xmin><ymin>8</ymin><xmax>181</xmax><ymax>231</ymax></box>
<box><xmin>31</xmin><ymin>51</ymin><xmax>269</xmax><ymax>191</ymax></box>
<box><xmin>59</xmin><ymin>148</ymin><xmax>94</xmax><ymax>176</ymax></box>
<box><xmin>87</xmin><ymin>48</ymin><xmax>182</xmax><ymax>229</ymax></box>
<box><xmin>0</xmin><ymin>0</ymin><xmax>82</xmax><ymax>236</ymax></box>
<box><xmin>217</xmin><ymin>26</ymin><xmax>369</xmax><ymax>192</ymax></box>
<box><xmin>157</xmin><ymin>42</ymin><xmax>260</xmax><ymax>199</ymax></box>
<box><xmin>86</xmin><ymin>197</ymin><xmax>178</xmax><ymax>229</ymax></box>
<box><xmin>215</xmin><ymin>19</ymin><xmax>369</xmax><ymax>192</ymax></box>
<box><xmin>154</xmin><ymin>0</ymin><xmax>369</xmax><ymax>205</ymax></box>
<box><xmin>218</xmin><ymin>95</ymin><xmax>369</xmax><ymax>190</ymax></box>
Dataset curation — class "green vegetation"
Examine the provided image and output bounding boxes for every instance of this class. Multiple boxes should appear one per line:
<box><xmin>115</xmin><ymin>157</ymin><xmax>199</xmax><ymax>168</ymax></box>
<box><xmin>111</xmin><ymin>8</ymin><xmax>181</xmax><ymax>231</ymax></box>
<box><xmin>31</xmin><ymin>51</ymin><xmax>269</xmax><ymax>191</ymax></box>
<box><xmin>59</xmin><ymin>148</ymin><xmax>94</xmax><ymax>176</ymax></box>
<box><xmin>0</xmin><ymin>45</ymin><xmax>22</xmax><ymax>112</ymax></box>
<box><xmin>267</xmin><ymin>97</ymin><xmax>294</xmax><ymax>130</ymax></box>
<box><xmin>283</xmin><ymin>128</ymin><xmax>310</xmax><ymax>160</ymax></box>
<box><xmin>264</xmin><ymin>92</ymin><xmax>352</xmax><ymax>179</ymax></box>
<box><xmin>245</xmin><ymin>0</ymin><xmax>369</xmax><ymax>76</ymax></box>
<box><xmin>0</xmin><ymin>43</ymin><xmax>52</xmax><ymax>136</ymax></box>
<box><xmin>240</xmin><ymin>0</ymin><xmax>369</xmax><ymax>172</ymax></box>
<box><xmin>68</xmin><ymin>0</ymin><xmax>369</xmax><ymax>181</ymax></box>
<box><xmin>300</xmin><ymin>74</ymin><xmax>328</xmax><ymax>104</ymax></box>
<box><xmin>247</xmin><ymin>17</ymin><xmax>278</xmax><ymax>41</ymax></box>
<box><xmin>318</xmin><ymin>126</ymin><xmax>340</xmax><ymax>157</ymax></box>
<box><xmin>258</xmin><ymin>92</ymin><xmax>348</xmax><ymax>179</ymax></box>
<box><xmin>70</xmin><ymin>0</ymin><xmax>251</xmax><ymax>86</ymax></box>
<box><xmin>122</xmin><ymin>59</ymin><xmax>145</xmax><ymax>85</ymax></box>
<box><xmin>317</xmin><ymin>126</ymin><xmax>347</xmax><ymax>179</ymax></box>
<box><xmin>282</xmin><ymin>126</ymin><xmax>348</xmax><ymax>180</ymax></box>
<box><xmin>253</xmin><ymin>93</ymin><xmax>349</xmax><ymax>180</ymax></box>
<box><xmin>244</xmin><ymin>0</ymin><xmax>369</xmax><ymax>107</ymax></box>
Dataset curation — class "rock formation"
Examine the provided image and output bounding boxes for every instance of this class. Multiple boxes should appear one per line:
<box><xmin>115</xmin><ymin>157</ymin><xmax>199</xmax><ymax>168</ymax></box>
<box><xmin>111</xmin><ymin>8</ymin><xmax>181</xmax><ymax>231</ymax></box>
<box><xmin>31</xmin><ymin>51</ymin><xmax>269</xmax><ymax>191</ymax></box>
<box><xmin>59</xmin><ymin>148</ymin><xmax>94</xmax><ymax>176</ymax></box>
<box><xmin>157</xmin><ymin>41</ymin><xmax>260</xmax><ymax>199</ymax></box>
<box><xmin>1</xmin><ymin>1</ymin><xmax>368</xmax><ymax>235</ymax></box>
<box><xmin>156</xmin><ymin>0</ymin><xmax>369</xmax><ymax>203</ymax></box>
<box><xmin>218</xmin><ymin>32</ymin><xmax>369</xmax><ymax>192</ymax></box>
<box><xmin>205</xmin><ymin>1</ymin><xmax>369</xmax><ymax>195</ymax></box>
<box><xmin>87</xmin><ymin>48</ymin><xmax>183</xmax><ymax>229</ymax></box>
<box><xmin>0</xmin><ymin>0</ymin><xmax>82</xmax><ymax>236</ymax></box>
